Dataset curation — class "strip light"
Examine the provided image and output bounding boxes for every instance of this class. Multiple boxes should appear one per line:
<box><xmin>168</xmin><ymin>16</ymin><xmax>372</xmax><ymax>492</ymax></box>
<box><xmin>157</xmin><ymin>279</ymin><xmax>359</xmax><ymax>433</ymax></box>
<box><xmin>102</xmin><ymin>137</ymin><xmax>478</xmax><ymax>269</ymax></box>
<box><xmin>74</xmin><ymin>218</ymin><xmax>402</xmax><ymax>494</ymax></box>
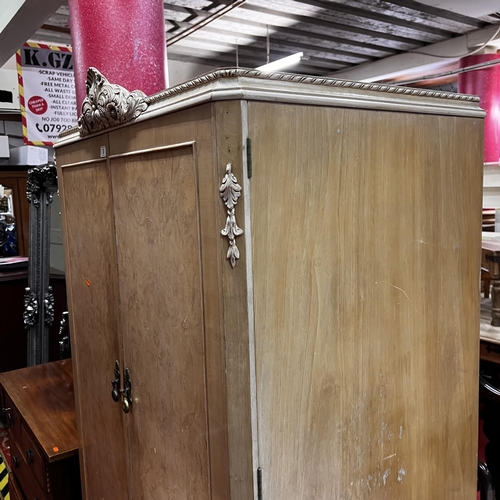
<box><xmin>256</xmin><ymin>52</ymin><xmax>304</xmax><ymax>73</ymax></box>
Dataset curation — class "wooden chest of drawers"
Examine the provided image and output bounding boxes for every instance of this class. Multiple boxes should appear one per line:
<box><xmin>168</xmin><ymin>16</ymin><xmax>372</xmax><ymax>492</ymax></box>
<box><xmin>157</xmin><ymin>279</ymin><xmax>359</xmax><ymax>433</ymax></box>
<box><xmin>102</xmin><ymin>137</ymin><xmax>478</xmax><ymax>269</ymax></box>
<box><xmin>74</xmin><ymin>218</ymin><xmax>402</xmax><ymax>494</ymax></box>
<box><xmin>0</xmin><ymin>360</ymin><xmax>81</xmax><ymax>500</ymax></box>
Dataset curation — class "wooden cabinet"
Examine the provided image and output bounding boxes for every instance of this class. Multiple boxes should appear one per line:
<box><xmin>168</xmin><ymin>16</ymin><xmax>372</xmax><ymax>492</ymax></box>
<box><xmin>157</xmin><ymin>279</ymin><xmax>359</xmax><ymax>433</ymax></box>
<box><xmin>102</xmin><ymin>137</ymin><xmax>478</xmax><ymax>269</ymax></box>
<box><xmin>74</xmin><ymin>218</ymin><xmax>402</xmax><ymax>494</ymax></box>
<box><xmin>0</xmin><ymin>168</ymin><xmax>30</xmax><ymax>256</ymax></box>
<box><xmin>8</xmin><ymin>472</ymin><xmax>24</xmax><ymax>500</ymax></box>
<box><xmin>0</xmin><ymin>269</ymin><xmax>67</xmax><ymax>372</ymax></box>
<box><xmin>55</xmin><ymin>69</ymin><xmax>484</xmax><ymax>499</ymax></box>
<box><xmin>0</xmin><ymin>359</ymin><xmax>81</xmax><ymax>500</ymax></box>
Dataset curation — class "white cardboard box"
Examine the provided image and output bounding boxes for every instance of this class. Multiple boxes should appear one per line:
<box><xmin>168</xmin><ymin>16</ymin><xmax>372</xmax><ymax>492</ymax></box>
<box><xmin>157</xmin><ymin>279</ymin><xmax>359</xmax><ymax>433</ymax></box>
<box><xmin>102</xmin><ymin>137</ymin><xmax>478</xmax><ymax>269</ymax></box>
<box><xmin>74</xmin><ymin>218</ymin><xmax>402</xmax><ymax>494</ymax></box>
<box><xmin>9</xmin><ymin>145</ymin><xmax>48</xmax><ymax>165</ymax></box>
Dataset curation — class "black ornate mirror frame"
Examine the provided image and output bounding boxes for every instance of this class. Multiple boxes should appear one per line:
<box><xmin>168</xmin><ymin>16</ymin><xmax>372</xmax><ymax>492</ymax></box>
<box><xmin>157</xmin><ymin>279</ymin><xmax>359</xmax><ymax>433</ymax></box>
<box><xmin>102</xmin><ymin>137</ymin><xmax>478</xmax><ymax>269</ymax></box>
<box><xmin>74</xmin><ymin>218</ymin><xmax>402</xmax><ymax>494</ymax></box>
<box><xmin>23</xmin><ymin>163</ymin><xmax>57</xmax><ymax>366</ymax></box>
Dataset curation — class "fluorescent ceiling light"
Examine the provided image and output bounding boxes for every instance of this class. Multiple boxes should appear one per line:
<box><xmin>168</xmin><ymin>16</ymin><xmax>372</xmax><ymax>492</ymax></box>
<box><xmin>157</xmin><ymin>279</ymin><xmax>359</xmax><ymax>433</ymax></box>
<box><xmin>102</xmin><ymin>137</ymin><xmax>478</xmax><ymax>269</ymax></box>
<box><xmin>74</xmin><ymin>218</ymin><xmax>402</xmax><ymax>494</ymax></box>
<box><xmin>0</xmin><ymin>0</ymin><xmax>25</xmax><ymax>34</ymax></box>
<box><xmin>257</xmin><ymin>52</ymin><xmax>304</xmax><ymax>73</ymax></box>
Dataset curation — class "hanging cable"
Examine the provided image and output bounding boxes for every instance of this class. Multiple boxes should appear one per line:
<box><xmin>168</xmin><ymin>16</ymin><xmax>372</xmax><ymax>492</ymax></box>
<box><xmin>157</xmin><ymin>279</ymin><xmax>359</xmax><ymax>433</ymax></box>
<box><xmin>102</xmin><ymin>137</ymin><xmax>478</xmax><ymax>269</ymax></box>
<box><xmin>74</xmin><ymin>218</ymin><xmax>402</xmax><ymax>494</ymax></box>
<box><xmin>266</xmin><ymin>24</ymin><xmax>270</xmax><ymax>64</ymax></box>
<box><xmin>408</xmin><ymin>24</ymin><xmax>500</xmax><ymax>59</ymax></box>
<box><xmin>393</xmin><ymin>56</ymin><xmax>500</xmax><ymax>86</ymax></box>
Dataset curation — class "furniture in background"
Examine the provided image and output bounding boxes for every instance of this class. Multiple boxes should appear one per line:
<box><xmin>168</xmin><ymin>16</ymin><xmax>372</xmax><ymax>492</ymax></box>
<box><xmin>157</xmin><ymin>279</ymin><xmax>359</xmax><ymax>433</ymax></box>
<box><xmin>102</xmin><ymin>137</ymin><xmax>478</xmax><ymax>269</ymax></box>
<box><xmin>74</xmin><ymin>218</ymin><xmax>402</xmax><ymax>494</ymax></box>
<box><xmin>483</xmin><ymin>267</ymin><xmax>491</xmax><ymax>299</ymax></box>
<box><xmin>478</xmin><ymin>460</ymin><xmax>495</xmax><ymax>500</ymax></box>
<box><xmin>479</xmin><ymin>317</ymin><xmax>500</xmax><ymax>499</ymax></box>
<box><xmin>483</xmin><ymin>208</ymin><xmax>496</xmax><ymax>233</ymax></box>
<box><xmin>482</xmin><ymin>240</ymin><xmax>500</xmax><ymax>326</ymax></box>
<box><xmin>0</xmin><ymin>359</ymin><xmax>81</xmax><ymax>500</ymax></box>
<box><xmin>0</xmin><ymin>163</ymin><xmax>66</xmax><ymax>372</ymax></box>
<box><xmin>0</xmin><ymin>168</ymin><xmax>30</xmax><ymax>256</ymax></box>
<box><xmin>0</xmin><ymin>267</ymin><xmax>67</xmax><ymax>373</ymax></box>
<box><xmin>24</xmin><ymin>163</ymin><xmax>58</xmax><ymax>366</ymax></box>
<box><xmin>55</xmin><ymin>68</ymin><xmax>484</xmax><ymax>499</ymax></box>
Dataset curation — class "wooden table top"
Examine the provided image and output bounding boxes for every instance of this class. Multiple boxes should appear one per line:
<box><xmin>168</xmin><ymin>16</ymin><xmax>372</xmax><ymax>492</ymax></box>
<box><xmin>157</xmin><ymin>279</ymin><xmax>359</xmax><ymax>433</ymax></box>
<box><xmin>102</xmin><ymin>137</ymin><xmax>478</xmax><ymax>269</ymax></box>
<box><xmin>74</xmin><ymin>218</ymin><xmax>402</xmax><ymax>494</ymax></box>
<box><xmin>0</xmin><ymin>359</ymin><xmax>78</xmax><ymax>462</ymax></box>
<box><xmin>482</xmin><ymin>241</ymin><xmax>500</xmax><ymax>253</ymax></box>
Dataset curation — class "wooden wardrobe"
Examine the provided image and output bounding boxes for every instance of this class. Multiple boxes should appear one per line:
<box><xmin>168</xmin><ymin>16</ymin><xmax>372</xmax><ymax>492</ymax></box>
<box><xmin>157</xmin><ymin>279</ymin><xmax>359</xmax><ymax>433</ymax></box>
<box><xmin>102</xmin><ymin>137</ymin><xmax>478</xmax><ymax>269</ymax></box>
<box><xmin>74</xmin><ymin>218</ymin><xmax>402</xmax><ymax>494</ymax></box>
<box><xmin>55</xmin><ymin>68</ymin><xmax>484</xmax><ymax>500</ymax></box>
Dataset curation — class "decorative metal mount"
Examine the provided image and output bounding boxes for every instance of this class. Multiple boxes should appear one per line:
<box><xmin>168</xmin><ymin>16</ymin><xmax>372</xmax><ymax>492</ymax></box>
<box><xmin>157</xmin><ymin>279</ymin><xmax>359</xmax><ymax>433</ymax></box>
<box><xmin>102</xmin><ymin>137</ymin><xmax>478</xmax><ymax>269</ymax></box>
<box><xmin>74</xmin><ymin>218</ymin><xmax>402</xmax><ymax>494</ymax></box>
<box><xmin>79</xmin><ymin>67</ymin><xmax>149</xmax><ymax>137</ymax></box>
<box><xmin>220</xmin><ymin>163</ymin><xmax>243</xmax><ymax>268</ymax></box>
<box><xmin>23</xmin><ymin>287</ymin><xmax>38</xmax><ymax>328</ymax></box>
<box><xmin>26</xmin><ymin>163</ymin><xmax>57</xmax><ymax>207</ymax></box>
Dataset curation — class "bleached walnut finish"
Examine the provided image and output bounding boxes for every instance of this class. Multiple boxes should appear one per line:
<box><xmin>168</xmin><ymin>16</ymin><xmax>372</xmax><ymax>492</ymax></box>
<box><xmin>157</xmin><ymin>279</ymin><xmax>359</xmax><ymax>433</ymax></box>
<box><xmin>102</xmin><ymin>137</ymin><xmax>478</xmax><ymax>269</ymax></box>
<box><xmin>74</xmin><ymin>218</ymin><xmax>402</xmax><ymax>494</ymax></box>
<box><xmin>55</xmin><ymin>69</ymin><xmax>484</xmax><ymax>500</ymax></box>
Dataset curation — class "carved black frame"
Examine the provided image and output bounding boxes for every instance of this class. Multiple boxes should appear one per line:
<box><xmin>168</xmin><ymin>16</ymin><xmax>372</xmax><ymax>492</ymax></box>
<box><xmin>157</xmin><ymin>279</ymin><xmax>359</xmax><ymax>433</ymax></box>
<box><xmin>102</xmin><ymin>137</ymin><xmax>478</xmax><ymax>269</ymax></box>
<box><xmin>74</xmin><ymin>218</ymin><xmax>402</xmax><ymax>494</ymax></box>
<box><xmin>24</xmin><ymin>162</ymin><xmax>57</xmax><ymax>366</ymax></box>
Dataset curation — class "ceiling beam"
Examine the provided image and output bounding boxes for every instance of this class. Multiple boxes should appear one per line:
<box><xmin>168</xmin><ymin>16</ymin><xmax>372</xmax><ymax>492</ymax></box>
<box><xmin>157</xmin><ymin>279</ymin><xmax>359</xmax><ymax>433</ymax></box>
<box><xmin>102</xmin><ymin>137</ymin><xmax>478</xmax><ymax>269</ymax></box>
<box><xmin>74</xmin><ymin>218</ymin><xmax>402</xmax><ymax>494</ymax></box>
<box><xmin>173</xmin><ymin>5</ymin><xmax>399</xmax><ymax>55</ymax></box>
<box><xmin>166</xmin><ymin>14</ymin><xmax>405</xmax><ymax>56</ymax></box>
<box><xmin>0</xmin><ymin>0</ymin><xmax>64</xmax><ymax>67</ymax></box>
<box><xmin>180</xmin><ymin>34</ymin><xmax>367</xmax><ymax>64</ymax></box>
<box><xmin>219</xmin><ymin>2</ymin><xmax>429</xmax><ymax>47</ymax></box>
<box><xmin>286</xmin><ymin>0</ymin><xmax>458</xmax><ymax>37</ymax></box>
<box><xmin>268</xmin><ymin>25</ymin><xmax>399</xmax><ymax>56</ymax></box>
<box><xmin>169</xmin><ymin>42</ymin><xmax>350</xmax><ymax>71</ymax></box>
<box><xmin>331</xmin><ymin>23</ymin><xmax>500</xmax><ymax>82</ymax></box>
<box><xmin>383</xmin><ymin>0</ymin><xmax>490</xmax><ymax>28</ymax></box>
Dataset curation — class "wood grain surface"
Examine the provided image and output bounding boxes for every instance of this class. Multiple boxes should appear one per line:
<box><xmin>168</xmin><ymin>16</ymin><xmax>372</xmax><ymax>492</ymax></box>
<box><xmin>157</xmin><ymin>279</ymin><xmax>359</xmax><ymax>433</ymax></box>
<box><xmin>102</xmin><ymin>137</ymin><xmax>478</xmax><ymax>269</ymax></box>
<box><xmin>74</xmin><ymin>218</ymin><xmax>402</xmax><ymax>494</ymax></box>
<box><xmin>249</xmin><ymin>102</ymin><xmax>483</xmax><ymax>500</ymax></box>
<box><xmin>0</xmin><ymin>359</ymin><xmax>77</xmax><ymax>462</ymax></box>
<box><xmin>214</xmin><ymin>100</ymin><xmax>255</xmax><ymax>500</ymax></box>
<box><xmin>107</xmin><ymin>104</ymin><xmax>231</xmax><ymax>499</ymax></box>
<box><xmin>57</xmin><ymin>136</ymin><xmax>129</xmax><ymax>500</ymax></box>
<box><xmin>56</xmin><ymin>92</ymin><xmax>483</xmax><ymax>500</ymax></box>
<box><xmin>7</xmin><ymin>472</ymin><xmax>23</xmax><ymax>500</ymax></box>
<box><xmin>109</xmin><ymin>144</ymin><xmax>210</xmax><ymax>500</ymax></box>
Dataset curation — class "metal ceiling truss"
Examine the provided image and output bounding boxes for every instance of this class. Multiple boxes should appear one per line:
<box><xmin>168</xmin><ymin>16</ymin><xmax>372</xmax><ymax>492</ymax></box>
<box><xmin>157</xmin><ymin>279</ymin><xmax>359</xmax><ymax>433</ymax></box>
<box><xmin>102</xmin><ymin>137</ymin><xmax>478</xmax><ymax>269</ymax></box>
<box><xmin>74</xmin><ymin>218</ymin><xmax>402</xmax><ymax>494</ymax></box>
<box><xmin>33</xmin><ymin>0</ymin><xmax>500</xmax><ymax>79</ymax></box>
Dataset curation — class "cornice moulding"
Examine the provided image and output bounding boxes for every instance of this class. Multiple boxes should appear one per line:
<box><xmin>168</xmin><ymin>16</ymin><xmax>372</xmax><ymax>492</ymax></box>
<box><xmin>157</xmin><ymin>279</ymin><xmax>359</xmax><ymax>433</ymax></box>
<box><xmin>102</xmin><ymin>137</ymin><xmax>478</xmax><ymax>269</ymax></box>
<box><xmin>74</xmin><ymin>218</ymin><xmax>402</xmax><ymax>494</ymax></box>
<box><xmin>56</xmin><ymin>67</ymin><xmax>485</xmax><ymax>146</ymax></box>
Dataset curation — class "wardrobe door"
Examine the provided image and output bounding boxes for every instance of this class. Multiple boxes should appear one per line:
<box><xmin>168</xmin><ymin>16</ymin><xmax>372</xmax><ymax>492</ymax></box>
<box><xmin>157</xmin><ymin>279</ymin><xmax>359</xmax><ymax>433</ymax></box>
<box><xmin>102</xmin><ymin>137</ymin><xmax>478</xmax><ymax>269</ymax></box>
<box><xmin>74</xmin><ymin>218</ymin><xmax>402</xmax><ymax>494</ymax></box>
<box><xmin>110</xmin><ymin>144</ymin><xmax>211</xmax><ymax>500</ymax></box>
<box><xmin>57</xmin><ymin>138</ymin><xmax>129</xmax><ymax>500</ymax></box>
<box><xmin>249</xmin><ymin>103</ymin><xmax>481</xmax><ymax>499</ymax></box>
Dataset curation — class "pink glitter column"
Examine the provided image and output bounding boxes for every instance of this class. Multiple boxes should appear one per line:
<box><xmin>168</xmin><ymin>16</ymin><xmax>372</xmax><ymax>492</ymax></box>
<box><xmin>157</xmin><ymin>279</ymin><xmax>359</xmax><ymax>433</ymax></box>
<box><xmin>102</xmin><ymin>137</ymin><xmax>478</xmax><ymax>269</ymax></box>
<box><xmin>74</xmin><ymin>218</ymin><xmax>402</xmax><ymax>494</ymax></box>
<box><xmin>458</xmin><ymin>54</ymin><xmax>500</xmax><ymax>164</ymax></box>
<box><xmin>68</xmin><ymin>0</ymin><xmax>168</xmax><ymax>111</ymax></box>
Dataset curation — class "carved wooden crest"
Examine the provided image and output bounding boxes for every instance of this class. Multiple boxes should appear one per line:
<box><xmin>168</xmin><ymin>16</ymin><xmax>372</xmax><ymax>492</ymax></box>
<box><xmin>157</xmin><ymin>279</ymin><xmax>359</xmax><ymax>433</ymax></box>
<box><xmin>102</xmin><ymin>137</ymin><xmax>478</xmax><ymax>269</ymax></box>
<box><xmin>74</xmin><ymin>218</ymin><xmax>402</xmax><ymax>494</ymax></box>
<box><xmin>78</xmin><ymin>67</ymin><xmax>148</xmax><ymax>136</ymax></box>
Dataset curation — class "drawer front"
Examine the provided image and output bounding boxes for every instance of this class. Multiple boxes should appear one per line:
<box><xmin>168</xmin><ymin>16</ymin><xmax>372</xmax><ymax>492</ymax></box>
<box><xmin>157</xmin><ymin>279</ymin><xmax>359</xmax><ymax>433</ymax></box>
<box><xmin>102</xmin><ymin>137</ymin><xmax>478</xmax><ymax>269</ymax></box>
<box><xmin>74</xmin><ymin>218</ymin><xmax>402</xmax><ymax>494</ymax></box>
<box><xmin>482</xmin><ymin>250</ymin><xmax>500</xmax><ymax>278</ymax></box>
<box><xmin>3</xmin><ymin>394</ymin><xmax>22</xmax><ymax>441</ymax></box>
<box><xmin>10</xmin><ymin>438</ymin><xmax>47</xmax><ymax>500</ymax></box>
<box><xmin>8</xmin><ymin>471</ymin><xmax>24</xmax><ymax>500</ymax></box>
<box><xmin>21</xmin><ymin>424</ymin><xmax>47</xmax><ymax>492</ymax></box>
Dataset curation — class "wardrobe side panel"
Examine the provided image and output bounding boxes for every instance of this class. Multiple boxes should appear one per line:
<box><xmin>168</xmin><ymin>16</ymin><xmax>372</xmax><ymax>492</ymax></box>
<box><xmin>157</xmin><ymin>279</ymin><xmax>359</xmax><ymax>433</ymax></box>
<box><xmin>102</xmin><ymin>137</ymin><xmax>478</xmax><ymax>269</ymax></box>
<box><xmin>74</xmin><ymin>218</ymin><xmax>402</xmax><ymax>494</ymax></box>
<box><xmin>249</xmin><ymin>102</ymin><xmax>482</xmax><ymax>500</ymax></box>
<box><xmin>57</xmin><ymin>136</ymin><xmax>129</xmax><ymax>500</ymax></box>
<box><xmin>214</xmin><ymin>100</ymin><xmax>255</xmax><ymax>500</ymax></box>
<box><xmin>107</xmin><ymin>104</ymin><xmax>231</xmax><ymax>498</ymax></box>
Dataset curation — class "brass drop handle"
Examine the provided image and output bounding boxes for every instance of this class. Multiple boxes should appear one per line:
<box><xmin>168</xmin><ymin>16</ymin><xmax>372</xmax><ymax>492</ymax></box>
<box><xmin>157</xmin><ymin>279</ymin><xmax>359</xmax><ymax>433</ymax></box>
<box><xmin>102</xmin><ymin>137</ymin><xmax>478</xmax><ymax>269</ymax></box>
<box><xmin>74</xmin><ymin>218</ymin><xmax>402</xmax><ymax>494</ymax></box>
<box><xmin>26</xmin><ymin>448</ymin><xmax>34</xmax><ymax>464</ymax></box>
<box><xmin>12</xmin><ymin>455</ymin><xmax>19</xmax><ymax>468</ymax></box>
<box><xmin>111</xmin><ymin>361</ymin><xmax>132</xmax><ymax>413</ymax></box>
<box><xmin>122</xmin><ymin>398</ymin><xmax>130</xmax><ymax>413</ymax></box>
<box><xmin>111</xmin><ymin>360</ymin><xmax>120</xmax><ymax>403</ymax></box>
<box><xmin>122</xmin><ymin>368</ymin><xmax>132</xmax><ymax>414</ymax></box>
